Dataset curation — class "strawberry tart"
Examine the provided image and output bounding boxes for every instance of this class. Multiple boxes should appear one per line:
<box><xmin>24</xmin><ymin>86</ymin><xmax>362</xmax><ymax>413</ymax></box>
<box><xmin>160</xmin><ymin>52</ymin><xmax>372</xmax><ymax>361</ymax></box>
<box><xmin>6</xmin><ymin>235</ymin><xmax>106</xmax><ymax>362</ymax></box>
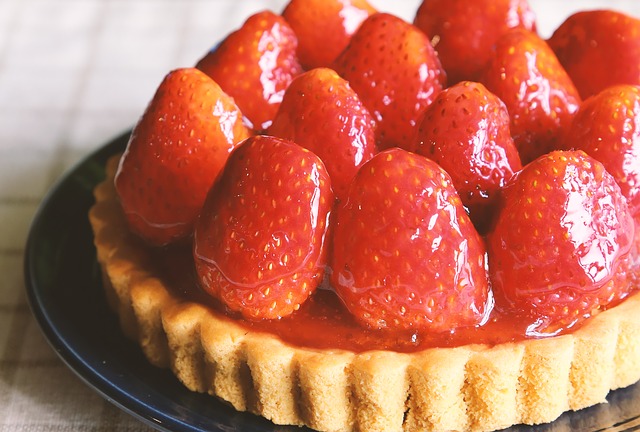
<box><xmin>89</xmin><ymin>0</ymin><xmax>640</xmax><ymax>431</ymax></box>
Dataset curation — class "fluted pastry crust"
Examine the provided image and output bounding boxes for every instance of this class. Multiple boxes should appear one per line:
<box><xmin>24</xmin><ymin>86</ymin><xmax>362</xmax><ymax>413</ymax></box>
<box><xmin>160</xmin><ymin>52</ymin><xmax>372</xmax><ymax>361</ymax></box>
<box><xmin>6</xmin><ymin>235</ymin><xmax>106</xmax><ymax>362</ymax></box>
<box><xmin>89</xmin><ymin>155</ymin><xmax>640</xmax><ymax>432</ymax></box>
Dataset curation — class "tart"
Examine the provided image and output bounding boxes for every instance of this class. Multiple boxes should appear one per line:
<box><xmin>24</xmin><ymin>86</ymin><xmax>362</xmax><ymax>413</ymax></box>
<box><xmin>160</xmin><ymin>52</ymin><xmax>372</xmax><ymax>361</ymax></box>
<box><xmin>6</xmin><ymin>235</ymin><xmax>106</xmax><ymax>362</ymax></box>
<box><xmin>91</xmin><ymin>153</ymin><xmax>640</xmax><ymax>432</ymax></box>
<box><xmin>89</xmin><ymin>1</ymin><xmax>640</xmax><ymax>431</ymax></box>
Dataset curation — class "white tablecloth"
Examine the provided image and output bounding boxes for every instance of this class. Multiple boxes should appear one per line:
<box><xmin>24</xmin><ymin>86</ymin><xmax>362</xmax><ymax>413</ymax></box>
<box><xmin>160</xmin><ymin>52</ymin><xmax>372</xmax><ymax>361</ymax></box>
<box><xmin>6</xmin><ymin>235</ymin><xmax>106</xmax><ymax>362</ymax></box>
<box><xmin>2</xmin><ymin>0</ymin><xmax>640</xmax><ymax>430</ymax></box>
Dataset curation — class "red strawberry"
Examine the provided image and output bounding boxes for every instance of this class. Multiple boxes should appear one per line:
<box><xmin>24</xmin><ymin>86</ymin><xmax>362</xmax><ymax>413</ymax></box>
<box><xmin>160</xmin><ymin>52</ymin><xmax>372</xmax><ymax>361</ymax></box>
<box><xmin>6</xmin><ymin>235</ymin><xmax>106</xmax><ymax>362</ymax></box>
<box><xmin>330</xmin><ymin>148</ymin><xmax>490</xmax><ymax>332</ymax></box>
<box><xmin>268</xmin><ymin>67</ymin><xmax>377</xmax><ymax>202</ymax></box>
<box><xmin>563</xmin><ymin>85</ymin><xmax>640</xmax><ymax>217</ymax></box>
<box><xmin>193</xmin><ymin>135</ymin><xmax>334</xmax><ymax>320</ymax></box>
<box><xmin>487</xmin><ymin>151</ymin><xmax>635</xmax><ymax>335</ymax></box>
<box><xmin>481</xmin><ymin>29</ymin><xmax>581</xmax><ymax>164</ymax></box>
<box><xmin>333</xmin><ymin>12</ymin><xmax>446</xmax><ymax>150</ymax></box>
<box><xmin>548</xmin><ymin>10</ymin><xmax>640</xmax><ymax>100</ymax></box>
<box><xmin>414</xmin><ymin>0</ymin><xmax>537</xmax><ymax>85</ymax></box>
<box><xmin>282</xmin><ymin>0</ymin><xmax>376</xmax><ymax>69</ymax></box>
<box><xmin>412</xmin><ymin>81</ymin><xmax>522</xmax><ymax>232</ymax></box>
<box><xmin>632</xmin><ymin>218</ymin><xmax>640</xmax><ymax>277</ymax></box>
<box><xmin>115</xmin><ymin>68</ymin><xmax>251</xmax><ymax>246</ymax></box>
<box><xmin>196</xmin><ymin>10</ymin><xmax>303</xmax><ymax>131</ymax></box>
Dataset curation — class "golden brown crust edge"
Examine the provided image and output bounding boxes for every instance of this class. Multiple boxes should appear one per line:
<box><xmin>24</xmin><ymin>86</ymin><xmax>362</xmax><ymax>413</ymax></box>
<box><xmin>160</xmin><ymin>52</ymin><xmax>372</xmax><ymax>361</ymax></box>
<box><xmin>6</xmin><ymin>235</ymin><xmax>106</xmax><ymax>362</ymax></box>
<box><xmin>89</xmin><ymin>155</ymin><xmax>640</xmax><ymax>432</ymax></box>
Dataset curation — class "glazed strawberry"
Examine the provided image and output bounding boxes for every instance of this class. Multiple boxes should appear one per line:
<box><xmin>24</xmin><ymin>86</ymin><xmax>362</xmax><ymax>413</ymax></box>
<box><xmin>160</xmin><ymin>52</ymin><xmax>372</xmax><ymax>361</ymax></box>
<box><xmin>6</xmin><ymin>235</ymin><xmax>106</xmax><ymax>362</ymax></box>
<box><xmin>330</xmin><ymin>148</ymin><xmax>490</xmax><ymax>332</ymax></box>
<box><xmin>268</xmin><ymin>68</ymin><xmax>376</xmax><ymax>202</ymax></box>
<box><xmin>632</xmin><ymin>218</ymin><xmax>640</xmax><ymax>275</ymax></box>
<box><xmin>412</xmin><ymin>81</ymin><xmax>522</xmax><ymax>232</ymax></box>
<box><xmin>194</xmin><ymin>135</ymin><xmax>334</xmax><ymax>320</ymax></box>
<box><xmin>487</xmin><ymin>151</ymin><xmax>635</xmax><ymax>335</ymax></box>
<box><xmin>563</xmin><ymin>85</ymin><xmax>640</xmax><ymax>217</ymax></box>
<box><xmin>481</xmin><ymin>29</ymin><xmax>581</xmax><ymax>164</ymax></box>
<box><xmin>548</xmin><ymin>10</ymin><xmax>640</xmax><ymax>100</ymax></box>
<box><xmin>414</xmin><ymin>0</ymin><xmax>537</xmax><ymax>84</ymax></box>
<box><xmin>115</xmin><ymin>68</ymin><xmax>251</xmax><ymax>246</ymax></box>
<box><xmin>282</xmin><ymin>0</ymin><xmax>376</xmax><ymax>69</ymax></box>
<box><xmin>195</xmin><ymin>10</ymin><xmax>303</xmax><ymax>131</ymax></box>
<box><xmin>333</xmin><ymin>13</ymin><xmax>446</xmax><ymax>150</ymax></box>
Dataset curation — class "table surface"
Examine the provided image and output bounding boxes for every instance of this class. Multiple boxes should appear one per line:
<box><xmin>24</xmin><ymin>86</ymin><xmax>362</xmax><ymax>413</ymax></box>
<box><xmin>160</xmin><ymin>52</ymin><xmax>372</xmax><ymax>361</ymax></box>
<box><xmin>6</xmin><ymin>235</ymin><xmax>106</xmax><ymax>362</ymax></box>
<box><xmin>3</xmin><ymin>0</ymin><xmax>640</xmax><ymax>431</ymax></box>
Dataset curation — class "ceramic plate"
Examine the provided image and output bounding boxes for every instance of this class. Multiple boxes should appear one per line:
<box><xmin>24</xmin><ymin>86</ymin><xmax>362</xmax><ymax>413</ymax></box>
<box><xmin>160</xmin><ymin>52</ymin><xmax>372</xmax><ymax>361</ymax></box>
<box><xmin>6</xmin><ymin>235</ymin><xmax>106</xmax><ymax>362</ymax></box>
<box><xmin>24</xmin><ymin>132</ymin><xmax>640</xmax><ymax>432</ymax></box>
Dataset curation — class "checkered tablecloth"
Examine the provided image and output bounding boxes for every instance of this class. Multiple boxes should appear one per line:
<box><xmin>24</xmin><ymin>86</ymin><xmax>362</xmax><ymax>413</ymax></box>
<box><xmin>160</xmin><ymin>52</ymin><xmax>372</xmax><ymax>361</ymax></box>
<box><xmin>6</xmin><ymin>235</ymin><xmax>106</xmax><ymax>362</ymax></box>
<box><xmin>2</xmin><ymin>1</ymin><xmax>640</xmax><ymax>431</ymax></box>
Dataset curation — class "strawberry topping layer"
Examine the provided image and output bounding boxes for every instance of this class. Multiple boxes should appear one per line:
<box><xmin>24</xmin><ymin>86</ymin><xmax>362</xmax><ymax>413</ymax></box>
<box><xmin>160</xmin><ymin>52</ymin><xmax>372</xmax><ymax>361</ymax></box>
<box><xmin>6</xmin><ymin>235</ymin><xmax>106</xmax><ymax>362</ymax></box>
<box><xmin>112</xmin><ymin>1</ymin><xmax>640</xmax><ymax>353</ymax></box>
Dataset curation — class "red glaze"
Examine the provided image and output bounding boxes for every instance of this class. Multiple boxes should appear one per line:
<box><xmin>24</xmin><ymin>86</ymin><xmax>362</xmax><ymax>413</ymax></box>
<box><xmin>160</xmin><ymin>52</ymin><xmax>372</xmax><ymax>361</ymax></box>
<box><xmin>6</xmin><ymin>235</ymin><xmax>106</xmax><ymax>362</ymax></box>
<box><xmin>115</xmin><ymin>68</ymin><xmax>251</xmax><ymax>246</ymax></box>
<box><xmin>282</xmin><ymin>0</ymin><xmax>376</xmax><ymax>69</ymax></box>
<box><xmin>487</xmin><ymin>151</ymin><xmax>635</xmax><ymax>335</ymax></box>
<box><xmin>268</xmin><ymin>68</ymin><xmax>377</xmax><ymax>203</ymax></box>
<box><xmin>412</xmin><ymin>81</ymin><xmax>522</xmax><ymax>232</ymax></box>
<box><xmin>563</xmin><ymin>85</ymin><xmax>640</xmax><ymax>217</ymax></box>
<box><xmin>414</xmin><ymin>0</ymin><xmax>537</xmax><ymax>84</ymax></box>
<box><xmin>153</xmin><ymin>239</ymin><xmax>637</xmax><ymax>353</ymax></box>
<box><xmin>481</xmin><ymin>29</ymin><xmax>581</xmax><ymax>164</ymax></box>
<box><xmin>330</xmin><ymin>149</ymin><xmax>491</xmax><ymax>332</ymax></box>
<box><xmin>193</xmin><ymin>135</ymin><xmax>334</xmax><ymax>320</ymax></box>
<box><xmin>196</xmin><ymin>11</ymin><xmax>303</xmax><ymax>131</ymax></box>
<box><xmin>548</xmin><ymin>10</ymin><xmax>640</xmax><ymax>100</ymax></box>
<box><xmin>155</xmin><ymin>242</ymin><xmax>517</xmax><ymax>351</ymax></box>
<box><xmin>333</xmin><ymin>13</ymin><xmax>446</xmax><ymax>150</ymax></box>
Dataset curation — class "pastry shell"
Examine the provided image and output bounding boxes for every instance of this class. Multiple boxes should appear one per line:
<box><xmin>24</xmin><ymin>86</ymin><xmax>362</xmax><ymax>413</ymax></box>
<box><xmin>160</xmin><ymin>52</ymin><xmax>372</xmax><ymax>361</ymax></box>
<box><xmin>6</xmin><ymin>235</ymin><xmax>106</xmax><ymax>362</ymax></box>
<box><xmin>89</xmin><ymin>154</ymin><xmax>640</xmax><ymax>432</ymax></box>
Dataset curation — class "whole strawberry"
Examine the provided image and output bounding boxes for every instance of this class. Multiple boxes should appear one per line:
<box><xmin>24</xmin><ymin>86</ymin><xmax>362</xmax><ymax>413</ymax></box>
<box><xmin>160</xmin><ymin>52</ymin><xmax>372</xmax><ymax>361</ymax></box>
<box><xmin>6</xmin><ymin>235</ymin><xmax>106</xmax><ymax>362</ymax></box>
<box><xmin>194</xmin><ymin>135</ymin><xmax>334</xmax><ymax>320</ymax></box>
<box><xmin>487</xmin><ymin>151</ymin><xmax>635</xmax><ymax>335</ymax></box>
<box><xmin>481</xmin><ymin>29</ymin><xmax>581</xmax><ymax>164</ymax></box>
<box><xmin>414</xmin><ymin>0</ymin><xmax>537</xmax><ymax>84</ymax></box>
<box><xmin>330</xmin><ymin>148</ymin><xmax>490</xmax><ymax>332</ymax></box>
<box><xmin>412</xmin><ymin>81</ymin><xmax>522</xmax><ymax>232</ymax></box>
<box><xmin>115</xmin><ymin>68</ymin><xmax>251</xmax><ymax>246</ymax></box>
<box><xmin>333</xmin><ymin>13</ymin><xmax>446</xmax><ymax>150</ymax></box>
<box><xmin>563</xmin><ymin>85</ymin><xmax>640</xmax><ymax>217</ymax></box>
<box><xmin>548</xmin><ymin>10</ymin><xmax>640</xmax><ymax>100</ymax></box>
<box><xmin>268</xmin><ymin>68</ymin><xmax>377</xmax><ymax>202</ymax></box>
<box><xmin>282</xmin><ymin>0</ymin><xmax>376</xmax><ymax>69</ymax></box>
<box><xmin>196</xmin><ymin>10</ymin><xmax>303</xmax><ymax>131</ymax></box>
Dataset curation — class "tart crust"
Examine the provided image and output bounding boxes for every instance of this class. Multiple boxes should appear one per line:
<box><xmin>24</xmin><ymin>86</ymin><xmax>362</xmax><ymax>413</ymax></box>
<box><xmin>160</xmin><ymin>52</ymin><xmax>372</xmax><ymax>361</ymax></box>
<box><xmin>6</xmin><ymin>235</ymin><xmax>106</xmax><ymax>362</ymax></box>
<box><xmin>90</xmin><ymin>154</ymin><xmax>640</xmax><ymax>432</ymax></box>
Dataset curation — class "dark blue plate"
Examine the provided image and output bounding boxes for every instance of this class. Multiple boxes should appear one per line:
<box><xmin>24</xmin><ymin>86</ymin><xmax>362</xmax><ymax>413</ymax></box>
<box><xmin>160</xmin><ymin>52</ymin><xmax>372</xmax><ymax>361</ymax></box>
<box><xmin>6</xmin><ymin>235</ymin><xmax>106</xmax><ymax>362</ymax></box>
<box><xmin>23</xmin><ymin>132</ymin><xmax>640</xmax><ymax>432</ymax></box>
